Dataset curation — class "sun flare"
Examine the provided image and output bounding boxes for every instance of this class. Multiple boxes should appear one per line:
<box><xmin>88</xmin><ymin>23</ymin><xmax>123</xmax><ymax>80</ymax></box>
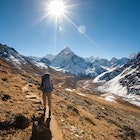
<box><xmin>37</xmin><ymin>0</ymin><xmax>99</xmax><ymax>49</ymax></box>
<box><xmin>48</xmin><ymin>0</ymin><xmax>65</xmax><ymax>17</ymax></box>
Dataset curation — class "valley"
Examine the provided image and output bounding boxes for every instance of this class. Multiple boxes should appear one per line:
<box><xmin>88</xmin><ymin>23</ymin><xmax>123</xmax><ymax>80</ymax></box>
<box><xmin>1</xmin><ymin>0</ymin><xmax>140</xmax><ymax>139</ymax></box>
<box><xmin>0</xmin><ymin>57</ymin><xmax>140</xmax><ymax>140</ymax></box>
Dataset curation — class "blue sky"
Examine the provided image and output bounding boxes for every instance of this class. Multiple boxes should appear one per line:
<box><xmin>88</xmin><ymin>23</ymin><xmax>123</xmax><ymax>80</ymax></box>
<box><xmin>0</xmin><ymin>0</ymin><xmax>140</xmax><ymax>60</ymax></box>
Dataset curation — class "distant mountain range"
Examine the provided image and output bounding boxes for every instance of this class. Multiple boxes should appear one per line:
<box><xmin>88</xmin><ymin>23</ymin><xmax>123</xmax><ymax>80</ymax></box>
<box><xmin>0</xmin><ymin>43</ymin><xmax>135</xmax><ymax>78</ymax></box>
<box><xmin>29</xmin><ymin>47</ymin><xmax>133</xmax><ymax>77</ymax></box>
<box><xmin>0</xmin><ymin>42</ymin><xmax>139</xmax><ymax>108</ymax></box>
<box><xmin>0</xmin><ymin>43</ymin><xmax>139</xmax><ymax>106</ymax></box>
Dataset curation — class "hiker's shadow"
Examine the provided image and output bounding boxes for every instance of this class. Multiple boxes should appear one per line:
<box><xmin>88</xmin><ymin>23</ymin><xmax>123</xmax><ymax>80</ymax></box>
<box><xmin>30</xmin><ymin>109</ymin><xmax>52</xmax><ymax>140</ymax></box>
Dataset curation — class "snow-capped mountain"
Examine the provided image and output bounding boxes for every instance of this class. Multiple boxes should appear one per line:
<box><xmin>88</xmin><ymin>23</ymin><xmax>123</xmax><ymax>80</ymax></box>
<box><xmin>94</xmin><ymin>52</ymin><xmax>140</xmax><ymax>106</ymax></box>
<box><xmin>86</xmin><ymin>56</ymin><xmax>130</xmax><ymax>68</ymax></box>
<box><xmin>28</xmin><ymin>56</ymin><xmax>41</xmax><ymax>62</ymax></box>
<box><xmin>49</xmin><ymin>47</ymin><xmax>112</xmax><ymax>77</ymax></box>
<box><xmin>44</xmin><ymin>54</ymin><xmax>55</xmax><ymax>61</ymax></box>
<box><xmin>94</xmin><ymin>61</ymin><xmax>132</xmax><ymax>82</ymax></box>
<box><xmin>28</xmin><ymin>47</ymin><xmax>131</xmax><ymax>77</ymax></box>
<box><xmin>0</xmin><ymin>44</ymin><xmax>27</xmax><ymax>66</ymax></box>
<box><xmin>50</xmin><ymin>47</ymin><xmax>131</xmax><ymax>77</ymax></box>
<box><xmin>0</xmin><ymin>44</ymin><xmax>47</xmax><ymax>74</ymax></box>
<box><xmin>28</xmin><ymin>47</ymin><xmax>106</xmax><ymax>77</ymax></box>
<box><xmin>110</xmin><ymin>57</ymin><xmax>130</xmax><ymax>67</ymax></box>
<box><xmin>50</xmin><ymin>47</ymin><xmax>90</xmax><ymax>76</ymax></box>
<box><xmin>0</xmin><ymin>43</ymin><xmax>132</xmax><ymax>78</ymax></box>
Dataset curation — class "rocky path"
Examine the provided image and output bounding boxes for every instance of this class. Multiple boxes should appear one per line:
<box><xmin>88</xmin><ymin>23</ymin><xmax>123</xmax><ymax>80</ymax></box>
<box><xmin>22</xmin><ymin>84</ymin><xmax>63</xmax><ymax>140</ymax></box>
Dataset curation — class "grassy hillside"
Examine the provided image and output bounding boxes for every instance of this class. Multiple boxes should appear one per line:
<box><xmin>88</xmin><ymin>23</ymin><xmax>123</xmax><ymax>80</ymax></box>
<box><xmin>0</xmin><ymin>57</ymin><xmax>140</xmax><ymax>140</ymax></box>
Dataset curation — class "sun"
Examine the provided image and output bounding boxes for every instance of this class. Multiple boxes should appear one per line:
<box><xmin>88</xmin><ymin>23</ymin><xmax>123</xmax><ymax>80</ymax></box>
<box><xmin>48</xmin><ymin>0</ymin><xmax>65</xmax><ymax>17</ymax></box>
<box><xmin>37</xmin><ymin>0</ymin><xmax>99</xmax><ymax>52</ymax></box>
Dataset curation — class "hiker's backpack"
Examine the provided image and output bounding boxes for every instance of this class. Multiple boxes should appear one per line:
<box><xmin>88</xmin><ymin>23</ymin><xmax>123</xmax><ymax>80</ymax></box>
<box><xmin>42</xmin><ymin>74</ymin><xmax>53</xmax><ymax>92</ymax></box>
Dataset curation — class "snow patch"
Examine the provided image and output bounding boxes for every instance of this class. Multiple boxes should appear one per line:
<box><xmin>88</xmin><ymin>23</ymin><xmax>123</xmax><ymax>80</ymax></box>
<box><xmin>9</xmin><ymin>55</ymin><xmax>21</xmax><ymax>65</ymax></box>
<box><xmin>65</xmin><ymin>88</ymin><xmax>75</xmax><ymax>92</ymax></box>
<box><xmin>50</xmin><ymin>66</ymin><xmax>68</xmax><ymax>73</ymax></box>
<box><xmin>35</xmin><ymin>62</ymin><xmax>48</xmax><ymax>69</ymax></box>
<box><xmin>100</xmin><ymin>94</ymin><xmax>116</xmax><ymax>103</ymax></box>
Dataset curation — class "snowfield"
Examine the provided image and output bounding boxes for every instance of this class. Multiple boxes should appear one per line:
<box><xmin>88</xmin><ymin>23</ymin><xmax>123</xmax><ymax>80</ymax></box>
<box><xmin>94</xmin><ymin>61</ymin><xmax>140</xmax><ymax>106</ymax></box>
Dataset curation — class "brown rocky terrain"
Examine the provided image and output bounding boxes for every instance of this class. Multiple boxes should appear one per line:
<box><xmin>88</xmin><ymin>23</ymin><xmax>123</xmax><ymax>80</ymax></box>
<box><xmin>0</xmin><ymin>57</ymin><xmax>140</xmax><ymax>140</ymax></box>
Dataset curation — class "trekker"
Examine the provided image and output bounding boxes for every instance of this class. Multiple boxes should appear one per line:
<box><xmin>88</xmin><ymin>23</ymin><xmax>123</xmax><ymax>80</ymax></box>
<box><xmin>41</xmin><ymin>73</ymin><xmax>53</xmax><ymax>117</ymax></box>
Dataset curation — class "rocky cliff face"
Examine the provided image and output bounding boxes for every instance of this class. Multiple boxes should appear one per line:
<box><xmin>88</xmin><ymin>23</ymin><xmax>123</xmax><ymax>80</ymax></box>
<box><xmin>119</xmin><ymin>52</ymin><xmax>140</xmax><ymax>95</ymax></box>
<box><xmin>94</xmin><ymin>52</ymin><xmax>140</xmax><ymax>106</ymax></box>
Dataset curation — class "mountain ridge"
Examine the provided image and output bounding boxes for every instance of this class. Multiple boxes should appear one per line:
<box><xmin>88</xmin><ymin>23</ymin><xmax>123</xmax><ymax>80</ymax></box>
<box><xmin>33</xmin><ymin>47</ymin><xmax>131</xmax><ymax>77</ymax></box>
<box><xmin>0</xmin><ymin>43</ymin><xmax>132</xmax><ymax>78</ymax></box>
<box><xmin>0</xmin><ymin>43</ymin><xmax>140</xmax><ymax>139</ymax></box>
<box><xmin>93</xmin><ymin>52</ymin><xmax>140</xmax><ymax>106</ymax></box>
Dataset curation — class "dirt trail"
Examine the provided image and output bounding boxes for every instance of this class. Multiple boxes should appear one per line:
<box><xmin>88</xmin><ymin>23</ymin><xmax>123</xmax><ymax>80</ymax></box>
<box><xmin>22</xmin><ymin>84</ymin><xmax>63</xmax><ymax>140</ymax></box>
